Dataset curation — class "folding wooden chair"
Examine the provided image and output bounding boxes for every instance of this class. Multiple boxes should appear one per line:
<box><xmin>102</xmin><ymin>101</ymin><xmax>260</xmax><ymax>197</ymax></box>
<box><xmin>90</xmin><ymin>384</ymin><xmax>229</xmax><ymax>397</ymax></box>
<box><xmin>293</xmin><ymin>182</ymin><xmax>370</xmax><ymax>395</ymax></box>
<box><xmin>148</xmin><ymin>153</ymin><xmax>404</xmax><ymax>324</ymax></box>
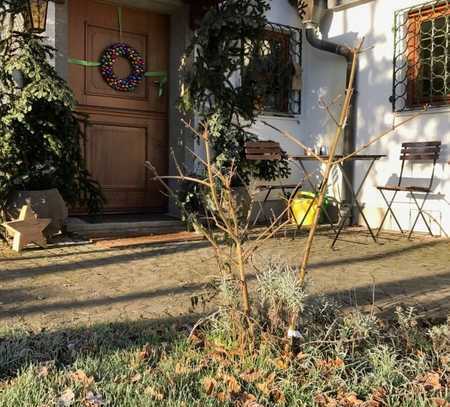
<box><xmin>245</xmin><ymin>141</ymin><xmax>301</xmax><ymax>225</ymax></box>
<box><xmin>376</xmin><ymin>141</ymin><xmax>441</xmax><ymax>239</ymax></box>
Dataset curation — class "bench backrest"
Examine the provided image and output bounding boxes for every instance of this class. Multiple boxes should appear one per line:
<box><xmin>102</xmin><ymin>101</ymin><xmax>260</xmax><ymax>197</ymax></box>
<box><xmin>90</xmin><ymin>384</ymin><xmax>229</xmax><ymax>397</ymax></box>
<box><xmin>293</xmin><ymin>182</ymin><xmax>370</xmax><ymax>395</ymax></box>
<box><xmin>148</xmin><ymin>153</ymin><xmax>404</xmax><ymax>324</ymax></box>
<box><xmin>245</xmin><ymin>141</ymin><xmax>283</xmax><ymax>161</ymax></box>
<box><xmin>400</xmin><ymin>141</ymin><xmax>441</xmax><ymax>162</ymax></box>
<box><xmin>398</xmin><ymin>141</ymin><xmax>441</xmax><ymax>188</ymax></box>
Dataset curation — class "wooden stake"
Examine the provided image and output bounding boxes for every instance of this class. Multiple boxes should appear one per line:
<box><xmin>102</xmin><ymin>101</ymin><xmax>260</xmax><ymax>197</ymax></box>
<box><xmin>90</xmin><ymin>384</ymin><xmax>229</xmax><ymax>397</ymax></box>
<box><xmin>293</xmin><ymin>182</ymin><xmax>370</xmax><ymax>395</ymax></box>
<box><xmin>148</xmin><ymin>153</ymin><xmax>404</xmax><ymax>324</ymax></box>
<box><xmin>298</xmin><ymin>40</ymin><xmax>364</xmax><ymax>285</ymax></box>
<box><xmin>285</xmin><ymin>40</ymin><xmax>364</xmax><ymax>349</ymax></box>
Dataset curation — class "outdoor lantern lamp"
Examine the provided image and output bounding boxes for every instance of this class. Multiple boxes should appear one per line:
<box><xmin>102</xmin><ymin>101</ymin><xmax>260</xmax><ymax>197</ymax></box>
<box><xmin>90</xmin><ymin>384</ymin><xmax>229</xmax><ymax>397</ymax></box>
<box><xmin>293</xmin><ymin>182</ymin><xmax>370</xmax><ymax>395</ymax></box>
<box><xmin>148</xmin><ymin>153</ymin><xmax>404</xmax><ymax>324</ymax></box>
<box><xmin>25</xmin><ymin>0</ymin><xmax>49</xmax><ymax>33</ymax></box>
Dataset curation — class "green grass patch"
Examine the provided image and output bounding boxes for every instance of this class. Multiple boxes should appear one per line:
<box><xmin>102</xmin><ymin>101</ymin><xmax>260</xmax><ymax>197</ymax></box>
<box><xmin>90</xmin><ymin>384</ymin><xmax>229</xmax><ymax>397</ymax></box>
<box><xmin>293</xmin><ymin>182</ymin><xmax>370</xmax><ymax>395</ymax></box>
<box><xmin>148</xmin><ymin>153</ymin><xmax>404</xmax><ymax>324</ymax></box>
<box><xmin>0</xmin><ymin>308</ymin><xmax>448</xmax><ymax>406</ymax></box>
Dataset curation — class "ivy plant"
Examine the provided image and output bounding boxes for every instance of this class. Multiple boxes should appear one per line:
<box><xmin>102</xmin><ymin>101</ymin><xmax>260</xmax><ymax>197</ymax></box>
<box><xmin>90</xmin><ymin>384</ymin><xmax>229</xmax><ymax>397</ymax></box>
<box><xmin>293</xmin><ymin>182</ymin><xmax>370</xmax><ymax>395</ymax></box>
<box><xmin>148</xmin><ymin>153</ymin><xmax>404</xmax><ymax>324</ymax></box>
<box><xmin>0</xmin><ymin>8</ymin><xmax>104</xmax><ymax>215</ymax></box>
<box><xmin>179</xmin><ymin>0</ymin><xmax>291</xmax><ymax>186</ymax></box>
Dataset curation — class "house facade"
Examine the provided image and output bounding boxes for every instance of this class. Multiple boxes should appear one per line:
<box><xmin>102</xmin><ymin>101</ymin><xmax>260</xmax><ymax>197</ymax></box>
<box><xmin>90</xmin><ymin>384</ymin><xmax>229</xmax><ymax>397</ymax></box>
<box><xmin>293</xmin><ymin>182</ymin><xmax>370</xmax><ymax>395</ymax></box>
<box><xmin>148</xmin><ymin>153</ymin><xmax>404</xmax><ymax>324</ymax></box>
<box><xmin>44</xmin><ymin>0</ymin><xmax>449</xmax><ymax>235</ymax></box>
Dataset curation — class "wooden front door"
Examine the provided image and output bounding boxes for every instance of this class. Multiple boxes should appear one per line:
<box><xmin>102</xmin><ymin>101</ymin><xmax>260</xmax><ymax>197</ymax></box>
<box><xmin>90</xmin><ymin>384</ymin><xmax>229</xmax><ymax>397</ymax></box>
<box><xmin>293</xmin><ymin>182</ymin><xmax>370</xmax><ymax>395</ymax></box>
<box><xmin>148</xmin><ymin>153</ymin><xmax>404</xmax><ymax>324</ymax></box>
<box><xmin>69</xmin><ymin>0</ymin><xmax>169</xmax><ymax>213</ymax></box>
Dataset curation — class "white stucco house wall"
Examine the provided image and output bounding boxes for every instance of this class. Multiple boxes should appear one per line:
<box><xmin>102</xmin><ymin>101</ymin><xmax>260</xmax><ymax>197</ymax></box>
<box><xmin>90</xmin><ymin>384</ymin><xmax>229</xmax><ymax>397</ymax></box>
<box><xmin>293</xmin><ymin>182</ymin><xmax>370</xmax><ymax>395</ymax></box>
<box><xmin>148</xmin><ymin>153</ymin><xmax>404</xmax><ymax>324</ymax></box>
<box><xmin>43</xmin><ymin>0</ymin><xmax>448</xmax><ymax>236</ymax></box>
<box><xmin>259</xmin><ymin>0</ymin><xmax>450</xmax><ymax>237</ymax></box>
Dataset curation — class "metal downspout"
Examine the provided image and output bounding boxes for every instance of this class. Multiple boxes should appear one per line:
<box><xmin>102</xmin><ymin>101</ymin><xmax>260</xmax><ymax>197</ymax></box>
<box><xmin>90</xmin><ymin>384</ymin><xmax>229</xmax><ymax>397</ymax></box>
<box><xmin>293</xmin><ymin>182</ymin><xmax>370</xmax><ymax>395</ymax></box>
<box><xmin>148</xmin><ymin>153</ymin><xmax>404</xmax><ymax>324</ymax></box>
<box><xmin>305</xmin><ymin>25</ymin><xmax>358</xmax><ymax>223</ymax></box>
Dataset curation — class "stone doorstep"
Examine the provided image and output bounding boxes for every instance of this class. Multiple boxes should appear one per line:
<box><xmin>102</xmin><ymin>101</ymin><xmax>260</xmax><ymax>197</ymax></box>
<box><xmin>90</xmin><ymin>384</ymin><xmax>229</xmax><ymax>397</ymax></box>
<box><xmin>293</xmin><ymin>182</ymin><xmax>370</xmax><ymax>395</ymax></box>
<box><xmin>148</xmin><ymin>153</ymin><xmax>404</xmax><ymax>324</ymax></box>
<box><xmin>65</xmin><ymin>217</ymin><xmax>186</xmax><ymax>239</ymax></box>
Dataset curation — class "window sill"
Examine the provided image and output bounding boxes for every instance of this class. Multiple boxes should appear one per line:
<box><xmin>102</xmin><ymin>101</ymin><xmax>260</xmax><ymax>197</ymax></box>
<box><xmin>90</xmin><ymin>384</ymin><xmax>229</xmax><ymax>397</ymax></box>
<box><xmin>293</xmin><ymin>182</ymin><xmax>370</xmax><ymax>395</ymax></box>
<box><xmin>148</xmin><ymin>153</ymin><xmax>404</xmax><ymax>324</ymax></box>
<box><xmin>257</xmin><ymin>112</ymin><xmax>301</xmax><ymax>122</ymax></box>
<box><xmin>394</xmin><ymin>104</ymin><xmax>450</xmax><ymax>117</ymax></box>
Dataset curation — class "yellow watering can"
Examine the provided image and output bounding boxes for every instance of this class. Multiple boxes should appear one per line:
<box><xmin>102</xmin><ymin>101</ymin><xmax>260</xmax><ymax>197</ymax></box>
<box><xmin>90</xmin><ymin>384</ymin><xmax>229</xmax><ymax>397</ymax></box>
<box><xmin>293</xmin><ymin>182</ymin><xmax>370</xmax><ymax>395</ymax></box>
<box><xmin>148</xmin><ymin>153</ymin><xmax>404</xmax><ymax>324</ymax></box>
<box><xmin>291</xmin><ymin>192</ymin><xmax>329</xmax><ymax>227</ymax></box>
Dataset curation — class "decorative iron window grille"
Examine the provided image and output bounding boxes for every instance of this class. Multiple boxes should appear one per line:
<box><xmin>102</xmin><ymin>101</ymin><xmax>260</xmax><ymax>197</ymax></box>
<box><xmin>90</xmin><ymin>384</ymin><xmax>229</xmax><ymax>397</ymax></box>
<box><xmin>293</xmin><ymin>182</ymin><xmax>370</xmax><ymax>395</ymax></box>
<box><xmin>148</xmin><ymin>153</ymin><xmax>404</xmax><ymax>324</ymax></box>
<box><xmin>393</xmin><ymin>1</ymin><xmax>450</xmax><ymax>112</ymax></box>
<box><xmin>243</xmin><ymin>22</ymin><xmax>302</xmax><ymax>115</ymax></box>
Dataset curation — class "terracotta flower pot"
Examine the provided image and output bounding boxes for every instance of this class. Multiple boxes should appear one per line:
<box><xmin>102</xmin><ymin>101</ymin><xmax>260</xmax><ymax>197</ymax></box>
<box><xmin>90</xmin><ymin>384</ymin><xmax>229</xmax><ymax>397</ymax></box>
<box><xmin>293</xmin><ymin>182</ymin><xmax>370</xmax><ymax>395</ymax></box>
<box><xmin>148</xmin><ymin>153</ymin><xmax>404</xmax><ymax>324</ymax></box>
<box><xmin>7</xmin><ymin>189</ymin><xmax>68</xmax><ymax>237</ymax></box>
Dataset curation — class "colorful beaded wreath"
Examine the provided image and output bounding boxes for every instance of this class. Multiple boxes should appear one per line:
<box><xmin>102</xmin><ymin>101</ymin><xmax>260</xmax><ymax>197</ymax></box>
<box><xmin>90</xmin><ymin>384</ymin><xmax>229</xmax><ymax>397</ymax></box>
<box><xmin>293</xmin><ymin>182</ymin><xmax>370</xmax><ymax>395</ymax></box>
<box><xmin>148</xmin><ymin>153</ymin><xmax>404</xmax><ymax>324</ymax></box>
<box><xmin>100</xmin><ymin>43</ymin><xmax>145</xmax><ymax>92</ymax></box>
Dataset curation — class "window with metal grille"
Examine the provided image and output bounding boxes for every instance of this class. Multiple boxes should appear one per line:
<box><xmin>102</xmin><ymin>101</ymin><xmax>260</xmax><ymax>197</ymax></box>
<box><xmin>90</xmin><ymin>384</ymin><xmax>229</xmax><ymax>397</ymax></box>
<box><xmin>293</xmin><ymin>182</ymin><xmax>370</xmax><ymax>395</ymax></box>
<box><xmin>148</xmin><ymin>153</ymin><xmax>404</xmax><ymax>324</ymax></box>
<box><xmin>243</xmin><ymin>23</ymin><xmax>302</xmax><ymax>115</ymax></box>
<box><xmin>393</xmin><ymin>1</ymin><xmax>450</xmax><ymax>112</ymax></box>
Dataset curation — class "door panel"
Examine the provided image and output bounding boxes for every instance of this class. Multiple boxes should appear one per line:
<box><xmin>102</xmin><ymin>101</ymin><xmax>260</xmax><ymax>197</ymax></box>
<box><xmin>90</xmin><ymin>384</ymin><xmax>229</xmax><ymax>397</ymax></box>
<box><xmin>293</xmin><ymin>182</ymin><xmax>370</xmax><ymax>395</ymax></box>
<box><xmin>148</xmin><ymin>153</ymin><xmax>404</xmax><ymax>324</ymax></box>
<box><xmin>69</xmin><ymin>0</ymin><xmax>169</xmax><ymax>212</ymax></box>
<box><xmin>83</xmin><ymin>111</ymin><xmax>168</xmax><ymax>211</ymax></box>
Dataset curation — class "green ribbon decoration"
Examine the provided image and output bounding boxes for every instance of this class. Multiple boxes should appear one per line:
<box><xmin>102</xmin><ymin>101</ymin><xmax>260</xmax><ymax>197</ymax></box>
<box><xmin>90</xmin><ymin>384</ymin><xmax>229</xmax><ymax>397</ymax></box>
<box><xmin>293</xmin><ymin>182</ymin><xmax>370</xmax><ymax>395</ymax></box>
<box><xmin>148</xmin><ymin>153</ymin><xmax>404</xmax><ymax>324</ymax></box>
<box><xmin>68</xmin><ymin>58</ymin><xmax>101</xmax><ymax>67</ymax></box>
<box><xmin>117</xmin><ymin>7</ymin><xmax>123</xmax><ymax>42</ymax></box>
<box><xmin>68</xmin><ymin>59</ymin><xmax>168</xmax><ymax>96</ymax></box>
<box><xmin>145</xmin><ymin>71</ymin><xmax>168</xmax><ymax>97</ymax></box>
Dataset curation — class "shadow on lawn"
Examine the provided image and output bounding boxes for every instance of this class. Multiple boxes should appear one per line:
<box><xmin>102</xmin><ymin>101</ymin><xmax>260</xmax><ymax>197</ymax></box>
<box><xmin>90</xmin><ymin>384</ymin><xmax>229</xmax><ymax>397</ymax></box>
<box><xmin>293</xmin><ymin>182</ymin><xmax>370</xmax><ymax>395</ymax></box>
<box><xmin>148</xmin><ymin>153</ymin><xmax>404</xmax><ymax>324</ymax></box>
<box><xmin>0</xmin><ymin>241</ymin><xmax>448</xmax><ymax>383</ymax></box>
<box><xmin>0</xmin><ymin>314</ymin><xmax>200</xmax><ymax>381</ymax></box>
<box><xmin>0</xmin><ymin>293</ymin><xmax>448</xmax><ymax>384</ymax></box>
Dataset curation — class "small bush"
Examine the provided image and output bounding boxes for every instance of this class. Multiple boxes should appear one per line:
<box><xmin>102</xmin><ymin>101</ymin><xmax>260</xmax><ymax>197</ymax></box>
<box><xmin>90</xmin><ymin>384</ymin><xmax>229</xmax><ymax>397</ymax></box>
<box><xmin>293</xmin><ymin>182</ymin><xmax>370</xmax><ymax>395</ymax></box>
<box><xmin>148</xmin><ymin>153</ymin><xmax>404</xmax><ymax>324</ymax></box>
<box><xmin>256</xmin><ymin>261</ymin><xmax>308</xmax><ymax>335</ymax></box>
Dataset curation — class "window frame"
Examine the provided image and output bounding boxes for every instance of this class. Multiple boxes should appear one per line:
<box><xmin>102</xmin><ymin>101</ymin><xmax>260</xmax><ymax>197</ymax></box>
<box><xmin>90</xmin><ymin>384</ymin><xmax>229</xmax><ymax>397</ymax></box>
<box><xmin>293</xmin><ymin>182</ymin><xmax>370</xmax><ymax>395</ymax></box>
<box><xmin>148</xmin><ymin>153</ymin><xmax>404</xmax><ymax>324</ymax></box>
<box><xmin>254</xmin><ymin>29</ymin><xmax>291</xmax><ymax>114</ymax></box>
<box><xmin>392</xmin><ymin>0</ymin><xmax>450</xmax><ymax>112</ymax></box>
<box><xmin>243</xmin><ymin>22</ymin><xmax>302</xmax><ymax>116</ymax></box>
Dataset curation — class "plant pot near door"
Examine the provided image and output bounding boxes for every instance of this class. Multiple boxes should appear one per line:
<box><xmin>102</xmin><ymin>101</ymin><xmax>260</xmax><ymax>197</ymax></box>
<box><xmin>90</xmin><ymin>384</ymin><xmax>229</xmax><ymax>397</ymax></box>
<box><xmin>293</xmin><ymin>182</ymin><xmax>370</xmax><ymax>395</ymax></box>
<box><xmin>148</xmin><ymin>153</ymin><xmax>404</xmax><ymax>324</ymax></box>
<box><xmin>0</xmin><ymin>19</ymin><xmax>105</xmax><ymax>240</ymax></box>
<box><xmin>6</xmin><ymin>189</ymin><xmax>68</xmax><ymax>237</ymax></box>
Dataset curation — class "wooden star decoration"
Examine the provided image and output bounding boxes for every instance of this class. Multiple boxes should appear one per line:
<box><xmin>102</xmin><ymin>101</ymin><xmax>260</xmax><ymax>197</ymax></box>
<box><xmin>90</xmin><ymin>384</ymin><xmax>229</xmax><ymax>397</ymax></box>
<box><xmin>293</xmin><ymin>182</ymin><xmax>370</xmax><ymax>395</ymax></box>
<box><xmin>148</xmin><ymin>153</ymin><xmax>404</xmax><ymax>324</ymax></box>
<box><xmin>2</xmin><ymin>204</ymin><xmax>51</xmax><ymax>252</ymax></box>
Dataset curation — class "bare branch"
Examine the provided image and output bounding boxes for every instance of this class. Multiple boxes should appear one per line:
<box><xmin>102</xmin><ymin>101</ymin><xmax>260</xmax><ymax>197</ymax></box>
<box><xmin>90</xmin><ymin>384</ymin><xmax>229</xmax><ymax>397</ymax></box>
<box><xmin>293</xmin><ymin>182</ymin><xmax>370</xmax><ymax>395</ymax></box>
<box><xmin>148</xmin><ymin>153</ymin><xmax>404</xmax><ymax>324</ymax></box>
<box><xmin>203</xmin><ymin>134</ymin><xmax>237</xmax><ymax>241</ymax></box>
<box><xmin>154</xmin><ymin>175</ymin><xmax>212</xmax><ymax>188</ymax></box>
<box><xmin>170</xmin><ymin>149</ymin><xmax>185</xmax><ymax>179</ymax></box>
<box><xmin>319</xmin><ymin>96</ymin><xmax>340</xmax><ymax>127</ymax></box>
<box><xmin>334</xmin><ymin>110</ymin><xmax>425</xmax><ymax>165</ymax></box>
<box><xmin>143</xmin><ymin>161</ymin><xmax>238</xmax><ymax>269</ymax></box>
<box><xmin>244</xmin><ymin>215</ymin><xmax>293</xmax><ymax>261</ymax></box>
<box><xmin>181</xmin><ymin>119</ymin><xmax>203</xmax><ymax>139</ymax></box>
<box><xmin>186</xmin><ymin>145</ymin><xmax>209</xmax><ymax>168</ymax></box>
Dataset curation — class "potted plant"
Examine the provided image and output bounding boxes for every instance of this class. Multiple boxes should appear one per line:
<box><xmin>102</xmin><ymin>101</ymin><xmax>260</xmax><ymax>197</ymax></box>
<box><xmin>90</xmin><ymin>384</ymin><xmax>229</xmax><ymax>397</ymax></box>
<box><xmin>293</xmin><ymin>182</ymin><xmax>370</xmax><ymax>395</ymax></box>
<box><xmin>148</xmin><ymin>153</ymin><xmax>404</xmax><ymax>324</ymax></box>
<box><xmin>0</xmin><ymin>11</ymin><xmax>104</xmax><ymax>236</ymax></box>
